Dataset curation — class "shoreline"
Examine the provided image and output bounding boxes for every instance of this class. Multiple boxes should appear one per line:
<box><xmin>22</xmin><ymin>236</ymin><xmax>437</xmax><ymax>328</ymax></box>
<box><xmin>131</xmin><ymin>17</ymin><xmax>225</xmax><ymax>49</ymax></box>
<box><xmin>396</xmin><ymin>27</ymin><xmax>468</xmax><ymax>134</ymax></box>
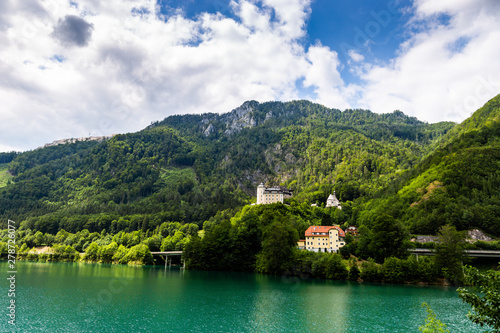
<box><xmin>3</xmin><ymin>256</ymin><xmax>459</xmax><ymax>286</ymax></box>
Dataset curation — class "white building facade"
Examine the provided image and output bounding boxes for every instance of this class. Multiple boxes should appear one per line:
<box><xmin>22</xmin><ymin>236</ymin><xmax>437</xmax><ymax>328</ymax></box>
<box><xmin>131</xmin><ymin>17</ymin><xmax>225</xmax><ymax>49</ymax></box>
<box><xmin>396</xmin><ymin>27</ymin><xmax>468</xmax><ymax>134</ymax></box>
<box><xmin>326</xmin><ymin>191</ymin><xmax>342</xmax><ymax>209</ymax></box>
<box><xmin>256</xmin><ymin>183</ymin><xmax>293</xmax><ymax>204</ymax></box>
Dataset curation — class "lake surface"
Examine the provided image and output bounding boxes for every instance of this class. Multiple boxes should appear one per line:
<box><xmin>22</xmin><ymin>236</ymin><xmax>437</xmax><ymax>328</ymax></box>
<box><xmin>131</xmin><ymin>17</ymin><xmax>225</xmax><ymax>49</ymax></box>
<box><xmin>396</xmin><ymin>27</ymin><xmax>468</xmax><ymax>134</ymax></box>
<box><xmin>0</xmin><ymin>261</ymin><xmax>482</xmax><ymax>332</ymax></box>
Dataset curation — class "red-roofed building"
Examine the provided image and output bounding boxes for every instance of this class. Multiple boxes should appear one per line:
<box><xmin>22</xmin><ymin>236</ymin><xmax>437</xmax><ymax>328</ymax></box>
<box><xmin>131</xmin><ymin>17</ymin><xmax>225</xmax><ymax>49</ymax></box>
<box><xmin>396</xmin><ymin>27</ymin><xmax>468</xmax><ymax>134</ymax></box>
<box><xmin>346</xmin><ymin>226</ymin><xmax>358</xmax><ymax>236</ymax></box>
<box><xmin>303</xmin><ymin>226</ymin><xmax>346</xmax><ymax>253</ymax></box>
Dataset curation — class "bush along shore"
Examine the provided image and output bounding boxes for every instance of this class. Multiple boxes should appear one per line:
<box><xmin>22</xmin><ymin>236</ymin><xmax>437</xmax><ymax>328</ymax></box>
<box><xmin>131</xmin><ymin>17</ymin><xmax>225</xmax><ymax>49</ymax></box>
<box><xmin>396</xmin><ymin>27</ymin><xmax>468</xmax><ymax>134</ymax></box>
<box><xmin>1</xmin><ymin>221</ymin><xmax>199</xmax><ymax>266</ymax></box>
<box><xmin>7</xmin><ymin>245</ymin><xmax>457</xmax><ymax>285</ymax></box>
<box><xmin>1</xmin><ymin>218</ymin><xmax>492</xmax><ymax>285</ymax></box>
<box><xmin>14</xmin><ymin>243</ymin><xmax>154</xmax><ymax>266</ymax></box>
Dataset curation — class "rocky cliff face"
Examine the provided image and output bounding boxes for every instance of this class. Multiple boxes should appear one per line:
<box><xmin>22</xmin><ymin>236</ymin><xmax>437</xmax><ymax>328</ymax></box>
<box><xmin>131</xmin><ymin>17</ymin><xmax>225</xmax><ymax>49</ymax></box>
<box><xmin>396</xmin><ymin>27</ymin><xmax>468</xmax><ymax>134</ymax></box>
<box><xmin>203</xmin><ymin>123</ymin><xmax>216</xmax><ymax>136</ymax></box>
<box><xmin>202</xmin><ymin>101</ymin><xmax>271</xmax><ymax>137</ymax></box>
<box><xmin>221</xmin><ymin>101</ymin><xmax>258</xmax><ymax>135</ymax></box>
<box><xmin>42</xmin><ymin>134</ymin><xmax>115</xmax><ymax>148</ymax></box>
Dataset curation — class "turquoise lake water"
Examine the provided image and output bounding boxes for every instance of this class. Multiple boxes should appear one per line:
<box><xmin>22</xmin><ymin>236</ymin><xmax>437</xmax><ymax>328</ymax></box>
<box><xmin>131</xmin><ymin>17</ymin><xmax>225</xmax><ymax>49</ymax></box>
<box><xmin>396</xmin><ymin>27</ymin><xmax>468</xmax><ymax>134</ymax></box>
<box><xmin>0</xmin><ymin>261</ymin><xmax>482</xmax><ymax>332</ymax></box>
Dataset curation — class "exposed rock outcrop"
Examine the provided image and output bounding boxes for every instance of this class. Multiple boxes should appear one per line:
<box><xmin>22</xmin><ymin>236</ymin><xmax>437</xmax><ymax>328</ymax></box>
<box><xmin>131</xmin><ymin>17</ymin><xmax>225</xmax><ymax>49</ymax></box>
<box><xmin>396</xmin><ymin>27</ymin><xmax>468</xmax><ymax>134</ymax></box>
<box><xmin>42</xmin><ymin>134</ymin><xmax>115</xmax><ymax>148</ymax></box>
<box><xmin>203</xmin><ymin>123</ymin><xmax>216</xmax><ymax>136</ymax></box>
<box><xmin>222</xmin><ymin>101</ymin><xmax>258</xmax><ymax>135</ymax></box>
<box><xmin>468</xmin><ymin>229</ymin><xmax>493</xmax><ymax>242</ymax></box>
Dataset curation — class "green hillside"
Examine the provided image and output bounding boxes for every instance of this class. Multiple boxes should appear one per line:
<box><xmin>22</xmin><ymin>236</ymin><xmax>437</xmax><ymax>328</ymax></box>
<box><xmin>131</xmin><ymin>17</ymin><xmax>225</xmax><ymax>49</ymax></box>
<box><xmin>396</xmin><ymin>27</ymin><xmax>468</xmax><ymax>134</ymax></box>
<box><xmin>358</xmin><ymin>94</ymin><xmax>500</xmax><ymax>235</ymax></box>
<box><xmin>0</xmin><ymin>164</ymin><xmax>13</xmax><ymax>188</ymax></box>
<box><xmin>0</xmin><ymin>100</ymin><xmax>454</xmax><ymax>234</ymax></box>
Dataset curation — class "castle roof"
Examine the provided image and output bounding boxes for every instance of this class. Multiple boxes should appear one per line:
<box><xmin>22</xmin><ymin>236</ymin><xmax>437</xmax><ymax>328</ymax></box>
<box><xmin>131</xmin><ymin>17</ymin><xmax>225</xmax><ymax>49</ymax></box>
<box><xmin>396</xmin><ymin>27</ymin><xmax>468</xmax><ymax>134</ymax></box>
<box><xmin>262</xmin><ymin>185</ymin><xmax>293</xmax><ymax>195</ymax></box>
<box><xmin>305</xmin><ymin>226</ymin><xmax>345</xmax><ymax>237</ymax></box>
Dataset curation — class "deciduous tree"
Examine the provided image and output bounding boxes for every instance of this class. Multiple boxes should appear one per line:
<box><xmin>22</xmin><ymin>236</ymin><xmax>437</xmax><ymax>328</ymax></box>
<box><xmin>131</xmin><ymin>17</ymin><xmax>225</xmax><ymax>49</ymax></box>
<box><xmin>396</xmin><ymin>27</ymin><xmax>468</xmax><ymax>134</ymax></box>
<box><xmin>458</xmin><ymin>265</ymin><xmax>500</xmax><ymax>332</ymax></box>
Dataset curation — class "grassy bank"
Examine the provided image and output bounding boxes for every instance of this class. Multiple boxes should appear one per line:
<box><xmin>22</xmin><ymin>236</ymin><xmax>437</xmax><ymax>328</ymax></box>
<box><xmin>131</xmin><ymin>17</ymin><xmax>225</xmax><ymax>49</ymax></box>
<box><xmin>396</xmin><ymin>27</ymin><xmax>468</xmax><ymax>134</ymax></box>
<box><xmin>0</xmin><ymin>163</ymin><xmax>13</xmax><ymax>188</ymax></box>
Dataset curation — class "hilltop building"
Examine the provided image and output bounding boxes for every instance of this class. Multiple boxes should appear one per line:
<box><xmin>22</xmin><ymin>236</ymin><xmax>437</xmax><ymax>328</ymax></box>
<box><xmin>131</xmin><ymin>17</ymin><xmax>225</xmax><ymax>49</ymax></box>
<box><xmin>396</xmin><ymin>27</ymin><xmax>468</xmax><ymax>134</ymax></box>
<box><xmin>256</xmin><ymin>183</ymin><xmax>293</xmax><ymax>204</ymax></box>
<box><xmin>303</xmin><ymin>225</ymin><xmax>346</xmax><ymax>253</ymax></box>
<box><xmin>346</xmin><ymin>226</ymin><xmax>358</xmax><ymax>236</ymax></box>
<box><xmin>326</xmin><ymin>191</ymin><xmax>342</xmax><ymax>209</ymax></box>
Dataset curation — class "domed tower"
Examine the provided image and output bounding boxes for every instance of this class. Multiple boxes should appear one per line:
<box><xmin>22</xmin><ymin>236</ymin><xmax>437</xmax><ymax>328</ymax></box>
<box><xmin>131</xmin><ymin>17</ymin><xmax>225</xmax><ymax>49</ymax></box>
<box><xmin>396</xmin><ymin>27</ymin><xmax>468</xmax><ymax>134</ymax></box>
<box><xmin>257</xmin><ymin>183</ymin><xmax>265</xmax><ymax>204</ymax></box>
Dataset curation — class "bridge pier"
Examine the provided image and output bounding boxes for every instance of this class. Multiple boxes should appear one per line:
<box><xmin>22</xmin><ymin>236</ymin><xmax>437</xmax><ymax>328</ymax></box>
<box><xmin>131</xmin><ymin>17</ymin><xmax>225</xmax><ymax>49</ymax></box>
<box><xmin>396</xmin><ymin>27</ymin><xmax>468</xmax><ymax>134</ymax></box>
<box><xmin>151</xmin><ymin>251</ymin><xmax>183</xmax><ymax>267</ymax></box>
<box><xmin>160</xmin><ymin>255</ymin><xmax>173</xmax><ymax>268</ymax></box>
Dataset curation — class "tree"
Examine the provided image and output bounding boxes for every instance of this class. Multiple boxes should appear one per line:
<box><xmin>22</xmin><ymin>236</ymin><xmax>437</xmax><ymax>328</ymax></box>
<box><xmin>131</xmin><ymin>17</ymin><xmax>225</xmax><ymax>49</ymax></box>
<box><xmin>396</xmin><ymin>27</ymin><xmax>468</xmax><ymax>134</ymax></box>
<box><xmin>348</xmin><ymin>258</ymin><xmax>360</xmax><ymax>281</ymax></box>
<box><xmin>100</xmin><ymin>242</ymin><xmax>118</xmax><ymax>263</ymax></box>
<box><xmin>183</xmin><ymin>234</ymin><xmax>203</xmax><ymax>269</ymax></box>
<box><xmin>256</xmin><ymin>221</ymin><xmax>298</xmax><ymax>275</ymax></box>
<box><xmin>83</xmin><ymin>242</ymin><xmax>100</xmax><ymax>262</ymax></box>
<box><xmin>339</xmin><ymin>244</ymin><xmax>350</xmax><ymax>259</ymax></box>
<box><xmin>323</xmin><ymin>253</ymin><xmax>348</xmax><ymax>280</ymax></box>
<box><xmin>419</xmin><ymin>303</ymin><xmax>450</xmax><ymax>333</ymax></box>
<box><xmin>434</xmin><ymin>224</ymin><xmax>466</xmax><ymax>285</ymax></box>
<box><xmin>34</xmin><ymin>231</ymin><xmax>45</xmax><ymax>246</ymax></box>
<box><xmin>44</xmin><ymin>233</ymin><xmax>55</xmax><ymax>246</ymax></box>
<box><xmin>457</xmin><ymin>265</ymin><xmax>500</xmax><ymax>332</ymax></box>
<box><xmin>366</xmin><ymin>214</ymin><xmax>409</xmax><ymax>263</ymax></box>
<box><xmin>121</xmin><ymin>244</ymin><xmax>153</xmax><ymax>265</ymax></box>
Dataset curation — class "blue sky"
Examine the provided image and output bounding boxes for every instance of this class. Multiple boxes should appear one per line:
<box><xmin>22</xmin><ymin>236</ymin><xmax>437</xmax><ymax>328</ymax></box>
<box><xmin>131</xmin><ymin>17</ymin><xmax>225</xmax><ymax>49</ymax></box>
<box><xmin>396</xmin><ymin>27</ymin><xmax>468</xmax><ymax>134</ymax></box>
<box><xmin>308</xmin><ymin>0</ymin><xmax>411</xmax><ymax>85</ymax></box>
<box><xmin>1</xmin><ymin>0</ymin><xmax>500</xmax><ymax>152</ymax></box>
<box><xmin>159</xmin><ymin>0</ymin><xmax>413</xmax><ymax>87</ymax></box>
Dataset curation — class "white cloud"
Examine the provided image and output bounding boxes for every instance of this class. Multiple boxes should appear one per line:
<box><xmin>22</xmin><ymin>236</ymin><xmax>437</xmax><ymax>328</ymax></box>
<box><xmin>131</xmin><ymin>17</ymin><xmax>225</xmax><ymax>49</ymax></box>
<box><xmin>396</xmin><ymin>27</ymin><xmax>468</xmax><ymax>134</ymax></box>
<box><xmin>3</xmin><ymin>0</ymin><xmax>498</xmax><ymax>152</ymax></box>
<box><xmin>0</xmin><ymin>0</ymin><xmax>325</xmax><ymax>151</ymax></box>
<box><xmin>358</xmin><ymin>0</ymin><xmax>500</xmax><ymax>123</ymax></box>
<box><xmin>261</xmin><ymin>0</ymin><xmax>311</xmax><ymax>39</ymax></box>
<box><xmin>348</xmin><ymin>50</ymin><xmax>364</xmax><ymax>63</ymax></box>
<box><xmin>303</xmin><ymin>44</ymin><xmax>352</xmax><ymax>109</ymax></box>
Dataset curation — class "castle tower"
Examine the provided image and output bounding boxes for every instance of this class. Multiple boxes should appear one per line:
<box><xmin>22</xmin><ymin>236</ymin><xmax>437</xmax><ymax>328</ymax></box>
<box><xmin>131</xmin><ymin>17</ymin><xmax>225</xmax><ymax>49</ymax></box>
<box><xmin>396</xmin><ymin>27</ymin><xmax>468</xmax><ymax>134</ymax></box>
<box><xmin>256</xmin><ymin>183</ymin><xmax>265</xmax><ymax>204</ymax></box>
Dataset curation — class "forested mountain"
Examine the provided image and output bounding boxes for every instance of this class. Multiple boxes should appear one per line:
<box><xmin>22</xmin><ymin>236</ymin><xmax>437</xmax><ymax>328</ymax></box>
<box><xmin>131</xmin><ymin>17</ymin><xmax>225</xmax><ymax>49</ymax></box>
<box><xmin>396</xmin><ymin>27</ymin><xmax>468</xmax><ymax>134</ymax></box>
<box><xmin>3</xmin><ymin>96</ymin><xmax>494</xmax><ymax>238</ymax></box>
<box><xmin>357</xmin><ymin>94</ymin><xmax>500</xmax><ymax>235</ymax></box>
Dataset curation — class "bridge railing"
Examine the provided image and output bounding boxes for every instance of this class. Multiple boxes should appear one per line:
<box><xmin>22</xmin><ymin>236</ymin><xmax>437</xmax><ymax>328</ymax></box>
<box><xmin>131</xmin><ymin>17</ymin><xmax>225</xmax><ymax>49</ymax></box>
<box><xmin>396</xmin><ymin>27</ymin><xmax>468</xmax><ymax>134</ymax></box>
<box><xmin>409</xmin><ymin>248</ymin><xmax>500</xmax><ymax>258</ymax></box>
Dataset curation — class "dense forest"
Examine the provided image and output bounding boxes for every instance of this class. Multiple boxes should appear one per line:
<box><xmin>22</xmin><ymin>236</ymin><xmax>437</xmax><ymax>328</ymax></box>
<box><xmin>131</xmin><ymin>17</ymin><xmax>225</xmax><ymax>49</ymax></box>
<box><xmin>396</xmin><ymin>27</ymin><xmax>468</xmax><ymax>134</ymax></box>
<box><xmin>0</xmin><ymin>100</ymin><xmax>455</xmax><ymax>233</ymax></box>
<box><xmin>1</xmin><ymin>95</ymin><xmax>499</xmax><ymax>280</ymax></box>
<box><xmin>356</xmin><ymin>94</ymin><xmax>500</xmax><ymax>236</ymax></box>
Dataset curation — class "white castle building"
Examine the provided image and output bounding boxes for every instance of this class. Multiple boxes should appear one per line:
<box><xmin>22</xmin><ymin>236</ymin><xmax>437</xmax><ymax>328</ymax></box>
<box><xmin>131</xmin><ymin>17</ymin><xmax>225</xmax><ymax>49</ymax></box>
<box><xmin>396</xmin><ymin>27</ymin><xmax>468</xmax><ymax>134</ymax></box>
<box><xmin>326</xmin><ymin>191</ymin><xmax>342</xmax><ymax>209</ymax></box>
<box><xmin>256</xmin><ymin>183</ymin><xmax>293</xmax><ymax>204</ymax></box>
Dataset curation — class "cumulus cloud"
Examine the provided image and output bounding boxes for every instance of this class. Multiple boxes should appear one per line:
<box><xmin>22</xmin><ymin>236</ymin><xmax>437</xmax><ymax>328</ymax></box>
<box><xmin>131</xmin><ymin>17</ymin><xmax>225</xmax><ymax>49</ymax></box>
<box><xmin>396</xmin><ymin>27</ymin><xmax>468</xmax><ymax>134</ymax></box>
<box><xmin>0</xmin><ymin>1</ymin><xmax>12</xmax><ymax>31</ymax></box>
<box><xmin>0</xmin><ymin>0</ymin><xmax>333</xmax><ymax>151</ymax></box>
<box><xmin>347</xmin><ymin>50</ymin><xmax>364</xmax><ymax>63</ymax></box>
<box><xmin>261</xmin><ymin>0</ymin><xmax>311</xmax><ymax>38</ymax></box>
<box><xmin>52</xmin><ymin>15</ymin><xmax>94</xmax><ymax>47</ymax></box>
<box><xmin>358</xmin><ymin>0</ymin><xmax>500</xmax><ymax>122</ymax></box>
<box><xmin>2</xmin><ymin>0</ymin><xmax>499</xmax><ymax>152</ymax></box>
<box><xmin>304</xmin><ymin>44</ymin><xmax>352</xmax><ymax>109</ymax></box>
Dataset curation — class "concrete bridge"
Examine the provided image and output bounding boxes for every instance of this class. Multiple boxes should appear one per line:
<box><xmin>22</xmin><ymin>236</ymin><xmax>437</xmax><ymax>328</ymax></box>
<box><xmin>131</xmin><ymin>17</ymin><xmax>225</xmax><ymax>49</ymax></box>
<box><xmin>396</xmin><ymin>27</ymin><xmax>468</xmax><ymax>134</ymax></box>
<box><xmin>410</xmin><ymin>248</ymin><xmax>500</xmax><ymax>259</ymax></box>
<box><xmin>151</xmin><ymin>251</ymin><xmax>184</xmax><ymax>268</ymax></box>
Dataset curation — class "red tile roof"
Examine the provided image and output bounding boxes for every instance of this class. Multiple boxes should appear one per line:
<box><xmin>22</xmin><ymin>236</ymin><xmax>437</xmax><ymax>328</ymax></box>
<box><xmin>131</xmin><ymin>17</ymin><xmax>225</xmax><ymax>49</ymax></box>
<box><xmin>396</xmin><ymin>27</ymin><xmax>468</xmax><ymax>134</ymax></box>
<box><xmin>305</xmin><ymin>226</ymin><xmax>345</xmax><ymax>237</ymax></box>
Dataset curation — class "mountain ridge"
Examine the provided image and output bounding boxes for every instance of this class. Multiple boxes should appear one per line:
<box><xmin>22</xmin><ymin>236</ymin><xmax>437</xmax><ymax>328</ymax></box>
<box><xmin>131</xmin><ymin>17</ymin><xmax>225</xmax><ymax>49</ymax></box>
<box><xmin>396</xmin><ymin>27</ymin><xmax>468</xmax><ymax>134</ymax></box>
<box><xmin>3</xmin><ymin>97</ymin><xmax>497</xmax><ymax>238</ymax></box>
<box><xmin>357</xmin><ymin>94</ymin><xmax>500</xmax><ymax>235</ymax></box>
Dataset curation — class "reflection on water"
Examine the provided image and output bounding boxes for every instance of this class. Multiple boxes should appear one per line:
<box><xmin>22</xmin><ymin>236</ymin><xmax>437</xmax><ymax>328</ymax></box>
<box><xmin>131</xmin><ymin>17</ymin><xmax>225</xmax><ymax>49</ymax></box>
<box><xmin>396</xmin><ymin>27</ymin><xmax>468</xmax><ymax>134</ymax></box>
<box><xmin>0</xmin><ymin>261</ymin><xmax>481</xmax><ymax>332</ymax></box>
